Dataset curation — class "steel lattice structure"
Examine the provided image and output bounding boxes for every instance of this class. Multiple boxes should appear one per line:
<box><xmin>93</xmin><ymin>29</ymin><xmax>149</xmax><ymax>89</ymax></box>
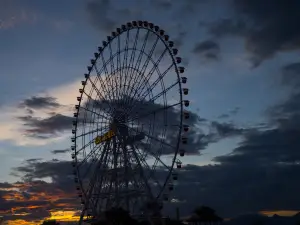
<box><xmin>70</xmin><ymin>20</ymin><xmax>190</xmax><ymax>224</ymax></box>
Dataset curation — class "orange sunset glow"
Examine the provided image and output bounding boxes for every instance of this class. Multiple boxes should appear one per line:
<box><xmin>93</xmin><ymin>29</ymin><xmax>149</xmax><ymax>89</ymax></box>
<box><xmin>260</xmin><ymin>210</ymin><xmax>300</xmax><ymax>217</ymax></box>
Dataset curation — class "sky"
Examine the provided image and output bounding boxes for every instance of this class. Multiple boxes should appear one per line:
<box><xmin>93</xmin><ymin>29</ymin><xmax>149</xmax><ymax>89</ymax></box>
<box><xmin>0</xmin><ymin>0</ymin><xmax>300</xmax><ymax>224</ymax></box>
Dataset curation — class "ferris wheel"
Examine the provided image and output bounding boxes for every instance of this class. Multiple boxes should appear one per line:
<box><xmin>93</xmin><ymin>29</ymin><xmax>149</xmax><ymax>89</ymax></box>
<box><xmin>71</xmin><ymin>20</ymin><xmax>190</xmax><ymax>223</ymax></box>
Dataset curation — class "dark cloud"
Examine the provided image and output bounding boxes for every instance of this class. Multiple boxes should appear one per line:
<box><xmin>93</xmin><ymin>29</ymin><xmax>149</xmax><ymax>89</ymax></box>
<box><xmin>210</xmin><ymin>121</ymin><xmax>245</xmax><ymax>139</ymax></box>
<box><xmin>26</xmin><ymin>158</ymin><xmax>42</xmax><ymax>163</ymax></box>
<box><xmin>0</xmin><ymin>160</ymin><xmax>79</xmax><ymax>223</ymax></box>
<box><xmin>208</xmin><ymin>0</ymin><xmax>300</xmax><ymax>66</ymax></box>
<box><xmin>268</xmin><ymin>62</ymin><xmax>300</xmax><ymax>123</ymax></box>
<box><xmin>153</xmin><ymin>0</ymin><xmax>172</xmax><ymax>10</ymax></box>
<box><xmin>0</xmin><ymin>182</ymin><xmax>14</xmax><ymax>189</ymax></box>
<box><xmin>218</xmin><ymin>107</ymin><xmax>240</xmax><ymax>119</ymax></box>
<box><xmin>84</xmin><ymin>97</ymin><xmax>214</xmax><ymax>155</ymax></box>
<box><xmin>19</xmin><ymin>96</ymin><xmax>60</xmax><ymax>109</ymax></box>
<box><xmin>3</xmin><ymin>208</ymin><xmax>51</xmax><ymax>222</ymax></box>
<box><xmin>185</xmin><ymin>63</ymin><xmax>300</xmax><ymax>217</ymax></box>
<box><xmin>6</xmin><ymin>95</ymin><xmax>300</xmax><ymax>221</ymax></box>
<box><xmin>281</xmin><ymin>62</ymin><xmax>300</xmax><ymax>88</ymax></box>
<box><xmin>217</xmin><ymin>113</ymin><xmax>230</xmax><ymax>119</ymax></box>
<box><xmin>173</xmin><ymin>31</ymin><xmax>187</xmax><ymax>49</ymax></box>
<box><xmin>86</xmin><ymin>0</ymin><xmax>142</xmax><ymax>33</ymax></box>
<box><xmin>165</xmin><ymin>61</ymin><xmax>300</xmax><ymax>217</ymax></box>
<box><xmin>51</xmin><ymin>149</ymin><xmax>70</xmax><ymax>154</ymax></box>
<box><xmin>0</xmin><ymin>177</ymin><xmax>78</xmax><ymax>223</ymax></box>
<box><xmin>208</xmin><ymin>18</ymin><xmax>248</xmax><ymax>38</ymax></box>
<box><xmin>17</xmin><ymin>113</ymin><xmax>73</xmax><ymax>138</ymax></box>
<box><xmin>193</xmin><ymin>40</ymin><xmax>220</xmax><ymax>62</ymax></box>
<box><xmin>13</xmin><ymin>160</ymin><xmax>73</xmax><ymax>183</ymax></box>
<box><xmin>169</xmin><ymin>120</ymin><xmax>300</xmax><ymax>217</ymax></box>
<box><xmin>86</xmin><ymin>0</ymin><xmax>116</xmax><ymax>32</ymax></box>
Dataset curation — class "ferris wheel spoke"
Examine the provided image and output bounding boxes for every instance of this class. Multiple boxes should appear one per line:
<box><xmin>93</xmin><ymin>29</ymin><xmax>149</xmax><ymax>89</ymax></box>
<box><xmin>76</xmin><ymin>125</ymin><xmax>110</xmax><ymax>138</ymax></box>
<box><xmin>93</xmin><ymin>64</ymin><xmax>116</xmax><ymax>107</ymax></box>
<box><xmin>83</xmin><ymin>144</ymin><xmax>110</xmax><ymax>214</ymax></box>
<box><xmin>90</xmin><ymin>144</ymin><xmax>111</xmax><ymax>212</ymax></box>
<box><xmin>94</xmin><ymin>55</ymin><xmax>120</xmax><ymax>105</ymax></box>
<box><xmin>85</xmin><ymin>75</ymin><xmax>114</xmax><ymax>113</ymax></box>
<box><xmin>76</xmin><ymin>138</ymin><xmax>95</xmax><ymax>153</ymax></box>
<box><xmin>119</xmin><ymin>137</ymin><xmax>130</xmax><ymax>210</ymax></box>
<box><xmin>123</xmin><ymin>32</ymin><xmax>152</xmax><ymax>104</ymax></box>
<box><xmin>133</xmin><ymin>146</ymin><xmax>163</xmax><ymax>190</ymax></box>
<box><xmin>130</xmin><ymin>144</ymin><xmax>155</xmax><ymax>200</ymax></box>
<box><xmin>136</xmin><ymin>142</ymin><xmax>170</xmax><ymax>171</ymax></box>
<box><xmin>144</xmin><ymin>81</ymin><xmax>179</xmax><ymax>105</ymax></box>
<box><xmin>77</xmin><ymin>144</ymin><xmax>102</xmax><ymax>168</ymax></box>
<box><xmin>80</xmin><ymin>148</ymin><xmax>104</xmax><ymax>180</ymax></box>
<box><xmin>121</xmin><ymin>29</ymin><xmax>130</xmax><ymax>94</ymax></box>
<box><xmin>81</xmin><ymin>157</ymin><xmax>101</xmax><ymax>189</ymax></box>
<box><xmin>127</xmin><ymin>127</ymin><xmax>173</xmax><ymax>165</ymax></box>
<box><xmin>79</xmin><ymin>106</ymin><xmax>110</xmax><ymax>121</ymax></box>
<box><xmin>135</xmin><ymin>62</ymin><xmax>173</xmax><ymax>104</ymax></box>
<box><xmin>116</xmin><ymin>32</ymin><xmax>122</xmax><ymax>103</ymax></box>
<box><xmin>84</xmin><ymin>141</ymin><xmax>110</xmax><ymax>195</ymax></box>
<box><xmin>126</xmin><ymin>36</ymin><xmax>160</xmax><ymax>105</ymax></box>
<box><xmin>92</xmin><ymin>157</ymin><xmax>111</xmax><ymax>210</ymax></box>
<box><xmin>118</xmin><ymin>137</ymin><xmax>148</xmax><ymax>208</ymax></box>
<box><xmin>108</xmin><ymin>41</ymin><xmax>119</xmax><ymax>102</ymax></box>
<box><xmin>82</xmin><ymin>89</ymin><xmax>112</xmax><ymax>115</ymax></box>
<box><xmin>112</xmin><ymin>135</ymin><xmax>119</xmax><ymax>205</ymax></box>
<box><xmin>80</xmin><ymin>152</ymin><xmax>104</xmax><ymax>216</ymax></box>
<box><xmin>104</xmin><ymin>152</ymin><xmax>117</xmax><ymax>208</ymax></box>
<box><xmin>124</xmin><ymin>30</ymin><xmax>152</xmax><ymax>105</ymax></box>
<box><xmin>129</xmin><ymin>46</ymin><xmax>168</xmax><ymax>105</ymax></box>
<box><xmin>100</xmin><ymin>49</ymin><xmax>119</xmax><ymax>102</ymax></box>
<box><xmin>128</xmin><ymin>28</ymin><xmax>141</xmax><ymax>77</ymax></box>
<box><xmin>108</xmin><ymin>39</ymin><xmax>115</xmax><ymax>74</ymax></box>
<box><xmin>139</xmin><ymin>78</ymin><xmax>178</xmax><ymax>105</ymax></box>
<box><xmin>129</xmin><ymin>102</ymin><xmax>181</xmax><ymax>124</ymax></box>
<box><xmin>126</xmin><ymin>64</ymin><xmax>173</xmax><ymax>118</ymax></box>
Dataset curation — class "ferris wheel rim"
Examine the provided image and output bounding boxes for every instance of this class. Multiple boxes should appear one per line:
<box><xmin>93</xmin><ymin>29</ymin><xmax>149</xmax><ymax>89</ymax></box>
<box><xmin>71</xmin><ymin>20</ymin><xmax>189</xmax><ymax>218</ymax></box>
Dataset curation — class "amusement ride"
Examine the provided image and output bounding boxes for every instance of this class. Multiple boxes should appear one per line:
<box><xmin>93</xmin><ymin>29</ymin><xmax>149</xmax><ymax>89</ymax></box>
<box><xmin>70</xmin><ymin>20</ymin><xmax>189</xmax><ymax>224</ymax></box>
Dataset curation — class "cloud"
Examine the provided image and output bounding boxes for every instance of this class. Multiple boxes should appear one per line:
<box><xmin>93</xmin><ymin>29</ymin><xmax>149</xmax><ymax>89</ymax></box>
<box><xmin>18</xmin><ymin>113</ymin><xmax>73</xmax><ymax>138</ymax></box>
<box><xmin>19</xmin><ymin>96</ymin><xmax>61</xmax><ymax>110</ymax></box>
<box><xmin>218</xmin><ymin>107</ymin><xmax>240</xmax><ymax>119</ymax></box>
<box><xmin>0</xmin><ymin>182</ymin><xmax>14</xmax><ymax>189</ymax></box>
<box><xmin>281</xmin><ymin>62</ymin><xmax>300</xmax><ymax>88</ymax></box>
<box><xmin>0</xmin><ymin>175</ymin><xmax>78</xmax><ymax>223</ymax></box>
<box><xmin>51</xmin><ymin>149</ymin><xmax>70</xmax><ymax>154</ymax></box>
<box><xmin>267</xmin><ymin>62</ymin><xmax>300</xmax><ymax>124</ymax></box>
<box><xmin>210</xmin><ymin>121</ymin><xmax>245</xmax><ymax>138</ymax></box>
<box><xmin>152</xmin><ymin>0</ymin><xmax>173</xmax><ymax>10</ymax></box>
<box><xmin>208</xmin><ymin>18</ymin><xmax>248</xmax><ymax>38</ymax></box>
<box><xmin>207</xmin><ymin>0</ymin><xmax>300</xmax><ymax>66</ymax></box>
<box><xmin>4</xmin><ymin>79</ymin><xmax>300</xmax><ymax>220</ymax></box>
<box><xmin>193</xmin><ymin>40</ymin><xmax>220</xmax><ymax>62</ymax></box>
<box><xmin>86</xmin><ymin>0</ymin><xmax>116</xmax><ymax>32</ymax></box>
<box><xmin>0</xmin><ymin>78</ymin><xmax>82</xmax><ymax>146</ymax></box>
<box><xmin>25</xmin><ymin>158</ymin><xmax>42</xmax><ymax>163</ymax></box>
<box><xmin>86</xmin><ymin>0</ymin><xmax>142</xmax><ymax>33</ymax></box>
<box><xmin>164</xmin><ymin>63</ymin><xmax>300</xmax><ymax>218</ymax></box>
<box><xmin>0</xmin><ymin>1</ymin><xmax>37</xmax><ymax>30</ymax></box>
<box><xmin>84</xmin><ymin>97</ymin><xmax>213</xmax><ymax>155</ymax></box>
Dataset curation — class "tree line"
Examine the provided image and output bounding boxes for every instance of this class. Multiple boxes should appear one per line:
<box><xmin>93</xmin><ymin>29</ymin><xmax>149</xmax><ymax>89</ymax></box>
<box><xmin>41</xmin><ymin>205</ymin><xmax>223</xmax><ymax>225</ymax></box>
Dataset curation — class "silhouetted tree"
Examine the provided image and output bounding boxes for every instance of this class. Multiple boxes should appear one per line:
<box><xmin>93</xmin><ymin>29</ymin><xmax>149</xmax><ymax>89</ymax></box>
<box><xmin>187</xmin><ymin>206</ymin><xmax>223</xmax><ymax>224</ymax></box>
<box><xmin>41</xmin><ymin>220</ymin><xmax>60</xmax><ymax>225</ymax></box>
<box><xmin>101</xmin><ymin>207</ymin><xmax>138</xmax><ymax>225</ymax></box>
<box><xmin>164</xmin><ymin>218</ymin><xmax>185</xmax><ymax>225</ymax></box>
